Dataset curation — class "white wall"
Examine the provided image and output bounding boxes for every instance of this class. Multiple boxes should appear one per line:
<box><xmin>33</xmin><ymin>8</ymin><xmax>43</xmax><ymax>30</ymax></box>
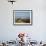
<box><xmin>0</xmin><ymin>0</ymin><xmax>46</xmax><ymax>42</ymax></box>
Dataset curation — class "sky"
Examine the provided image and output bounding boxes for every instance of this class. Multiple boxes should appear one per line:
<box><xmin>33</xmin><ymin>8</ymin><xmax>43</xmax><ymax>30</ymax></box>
<box><xmin>15</xmin><ymin>11</ymin><xmax>31</xmax><ymax>19</ymax></box>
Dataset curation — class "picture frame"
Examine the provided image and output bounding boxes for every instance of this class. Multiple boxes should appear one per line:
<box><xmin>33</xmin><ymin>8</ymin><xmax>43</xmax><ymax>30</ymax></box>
<box><xmin>13</xmin><ymin>10</ymin><xmax>32</xmax><ymax>25</ymax></box>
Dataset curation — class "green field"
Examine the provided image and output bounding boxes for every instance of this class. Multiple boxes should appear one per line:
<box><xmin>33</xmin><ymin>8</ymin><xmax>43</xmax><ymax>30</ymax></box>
<box><xmin>15</xmin><ymin>18</ymin><xmax>30</xmax><ymax>23</ymax></box>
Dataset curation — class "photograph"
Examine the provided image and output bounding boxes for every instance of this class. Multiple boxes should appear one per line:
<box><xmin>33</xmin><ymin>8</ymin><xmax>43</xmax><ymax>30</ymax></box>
<box><xmin>13</xmin><ymin>10</ymin><xmax>32</xmax><ymax>25</ymax></box>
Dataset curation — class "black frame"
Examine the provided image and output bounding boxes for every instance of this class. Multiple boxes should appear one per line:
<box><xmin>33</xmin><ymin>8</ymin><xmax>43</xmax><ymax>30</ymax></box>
<box><xmin>13</xmin><ymin>10</ymin><xmax>33</xmax><ymax>26</ymax></box>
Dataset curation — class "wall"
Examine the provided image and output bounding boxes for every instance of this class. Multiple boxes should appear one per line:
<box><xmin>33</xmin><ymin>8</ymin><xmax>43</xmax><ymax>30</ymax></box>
<box><xmin>0</xmin><ymin>0</ymin><xmax>46</xmax><ymax>42</ymax></box>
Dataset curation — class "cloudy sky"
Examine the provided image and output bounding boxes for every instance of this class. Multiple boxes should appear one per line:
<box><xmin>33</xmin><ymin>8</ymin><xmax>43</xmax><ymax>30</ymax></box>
<box><xmin>15</xmin><ymin>11</ymin><xmax>32</xmax><ymax>19</ymax></box>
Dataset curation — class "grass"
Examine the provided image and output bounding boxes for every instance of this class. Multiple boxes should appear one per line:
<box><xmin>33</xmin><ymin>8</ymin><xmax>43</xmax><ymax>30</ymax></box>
<box><xmin>15</xmin><ymin>18</ymin><xmax>30</xmax><ymax>23</ymax></box>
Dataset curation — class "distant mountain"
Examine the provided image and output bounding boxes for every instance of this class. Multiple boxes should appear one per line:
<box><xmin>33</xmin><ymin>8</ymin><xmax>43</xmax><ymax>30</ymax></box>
<box><xmin>16</xmin><ymin>17</ymin><xmax>30</xmax><ymax>20</ymax></box>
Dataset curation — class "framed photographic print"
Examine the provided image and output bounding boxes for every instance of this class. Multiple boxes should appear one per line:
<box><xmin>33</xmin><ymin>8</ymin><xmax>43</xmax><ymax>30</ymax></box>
<box><xmin>13</xmin><ymin>10</ymin><xmax>32</xmax><ymax>25</ymax></box>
